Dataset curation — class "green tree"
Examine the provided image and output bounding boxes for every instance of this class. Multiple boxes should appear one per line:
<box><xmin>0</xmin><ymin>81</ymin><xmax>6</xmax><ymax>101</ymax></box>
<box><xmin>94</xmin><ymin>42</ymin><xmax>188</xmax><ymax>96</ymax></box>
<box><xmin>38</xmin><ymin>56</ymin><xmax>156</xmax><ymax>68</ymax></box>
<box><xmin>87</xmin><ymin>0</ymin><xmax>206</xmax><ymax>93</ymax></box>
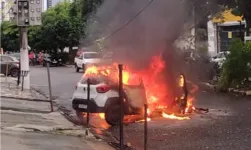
<box><xmin>218</xmin><ymin>39</ymin><xmax>251</xmax><ymax>89</ymax></box>
<box><xmin>190</xmin><ymin>0</ymin><xmax>251</xmax><ymax>35</ymax></box>
<box><xmin>226</xmin><ymin>0</ymin><xmax>251</xmax><ymax>36</ymax></box>
<box><xmin>0</xmin><ymin>21</ymin><xmax>19</xmax><ymax>52</ymax></box>
<box><xmin>28</xmin><ymin>26</ymin><xmax>43</xmax><ymax>51</ymax></box>
<box><xmin>28</xmin><ymin>0</ymin><xmax>85</xmax><ymax>52</ymax></box>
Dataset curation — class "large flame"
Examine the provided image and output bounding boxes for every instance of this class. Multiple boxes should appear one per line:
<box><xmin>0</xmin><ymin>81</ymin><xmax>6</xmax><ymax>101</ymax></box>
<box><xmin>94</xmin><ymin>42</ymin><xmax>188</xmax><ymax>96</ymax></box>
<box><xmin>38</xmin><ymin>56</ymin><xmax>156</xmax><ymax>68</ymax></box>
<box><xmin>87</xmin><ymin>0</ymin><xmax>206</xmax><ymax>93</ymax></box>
<box><xmin>85</xmin><ymin>55</ymin><xmax>196</xmax><ymax>121</ymax></box>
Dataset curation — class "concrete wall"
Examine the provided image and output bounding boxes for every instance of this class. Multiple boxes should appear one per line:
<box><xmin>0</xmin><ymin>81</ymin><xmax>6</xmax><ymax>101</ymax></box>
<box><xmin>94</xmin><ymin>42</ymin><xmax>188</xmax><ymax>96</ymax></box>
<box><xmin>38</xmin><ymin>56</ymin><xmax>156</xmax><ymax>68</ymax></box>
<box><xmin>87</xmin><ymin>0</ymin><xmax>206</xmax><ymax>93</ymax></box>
<box><xmin>174</xmin><ymin>27</ymin><xmax>195</xmax><ymax>51</ymax></box>
<box><xmin>207</xmin><ymin>21</ymin><xmax>217</xmax><ymax>57</ymax></box>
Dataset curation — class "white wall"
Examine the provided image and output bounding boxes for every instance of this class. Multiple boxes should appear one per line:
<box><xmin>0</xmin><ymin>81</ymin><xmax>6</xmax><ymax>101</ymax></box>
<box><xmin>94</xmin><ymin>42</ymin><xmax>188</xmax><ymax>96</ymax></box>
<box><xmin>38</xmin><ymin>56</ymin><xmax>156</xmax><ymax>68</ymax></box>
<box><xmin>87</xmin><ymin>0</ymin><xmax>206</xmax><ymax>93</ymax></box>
<box><xmin>0</xmin><ymin>0</ymin><xmax>12</xmax><ymax>21</ymax></box>
<box><xmin>207</xmin><ymin>21</ymin><xmax>217</xmax><ymax>57</ymax></box>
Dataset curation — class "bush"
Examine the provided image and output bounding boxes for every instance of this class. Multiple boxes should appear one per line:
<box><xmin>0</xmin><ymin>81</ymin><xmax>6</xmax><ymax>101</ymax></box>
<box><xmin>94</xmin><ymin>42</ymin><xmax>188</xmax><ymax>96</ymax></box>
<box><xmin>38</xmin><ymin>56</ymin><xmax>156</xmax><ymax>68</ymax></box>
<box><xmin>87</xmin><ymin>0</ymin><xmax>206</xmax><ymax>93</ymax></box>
<box><xmin>217</xmin><ymin>39</ymin><xmax>251</xmax><ymax>90</ymax></box>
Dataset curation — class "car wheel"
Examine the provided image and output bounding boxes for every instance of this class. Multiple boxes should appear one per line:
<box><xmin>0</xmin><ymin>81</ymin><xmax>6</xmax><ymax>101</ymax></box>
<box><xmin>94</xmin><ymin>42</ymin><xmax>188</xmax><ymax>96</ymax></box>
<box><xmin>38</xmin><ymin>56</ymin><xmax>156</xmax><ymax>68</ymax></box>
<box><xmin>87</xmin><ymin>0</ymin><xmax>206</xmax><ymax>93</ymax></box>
<box><xmin>10</xmin><ymin>68</ymin><xmax>19</xmax><ymax>77</ymax></box>
<box><xmin>105</xmin><ymin>104</ymin><xmax>123</xmax><ymax>126</ymax></box>
<box><xmin>76</xmin><ymin>110</ymin><xmax>84</xmax><ymax>123</ymax></box>
<box><xmin>82</xmin><ymin>64</ymin><xmax>85</xmax><ymax>73</ymax></box>
<box><xmin>76</xmin><ymin>66</ymin><xmax>80</xmax><ymax>72</ymax></box>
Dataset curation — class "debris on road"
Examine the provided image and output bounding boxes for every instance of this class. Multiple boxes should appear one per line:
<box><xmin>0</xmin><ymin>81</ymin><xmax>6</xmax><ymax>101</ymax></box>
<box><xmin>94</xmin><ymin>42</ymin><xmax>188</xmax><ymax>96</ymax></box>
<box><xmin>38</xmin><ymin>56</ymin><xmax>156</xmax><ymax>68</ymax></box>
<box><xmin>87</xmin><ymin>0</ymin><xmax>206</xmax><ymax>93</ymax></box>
<box><xmin>193</xmin><ymin>107</ymin><xmax>209</xmax><ymax>113</ymax></box>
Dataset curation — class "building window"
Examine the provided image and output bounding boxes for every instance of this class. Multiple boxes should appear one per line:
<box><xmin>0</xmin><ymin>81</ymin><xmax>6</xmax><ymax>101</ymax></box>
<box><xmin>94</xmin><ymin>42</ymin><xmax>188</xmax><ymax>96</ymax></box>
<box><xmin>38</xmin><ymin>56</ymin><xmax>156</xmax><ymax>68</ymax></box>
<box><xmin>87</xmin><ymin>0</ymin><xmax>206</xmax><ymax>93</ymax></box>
<box><xmin>1</xmin><ymin>2</ymin><xmax>5</xmax><ymax>9</ymax></box>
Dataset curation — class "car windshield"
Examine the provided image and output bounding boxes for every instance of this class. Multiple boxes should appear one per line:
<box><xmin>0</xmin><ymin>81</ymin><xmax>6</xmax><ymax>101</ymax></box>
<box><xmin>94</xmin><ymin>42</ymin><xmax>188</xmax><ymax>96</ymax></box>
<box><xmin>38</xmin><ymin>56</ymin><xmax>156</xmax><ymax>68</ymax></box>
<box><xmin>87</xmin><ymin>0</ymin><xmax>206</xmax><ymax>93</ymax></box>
<box><xmin>84</xmin><ymin>53</ymin><xmax>100</xmax><ymax>59</ymax></box>
<box><xmin>10</xmin><ymin>53</ymin><xmax>20</xmax><ymax>59</ymax></box>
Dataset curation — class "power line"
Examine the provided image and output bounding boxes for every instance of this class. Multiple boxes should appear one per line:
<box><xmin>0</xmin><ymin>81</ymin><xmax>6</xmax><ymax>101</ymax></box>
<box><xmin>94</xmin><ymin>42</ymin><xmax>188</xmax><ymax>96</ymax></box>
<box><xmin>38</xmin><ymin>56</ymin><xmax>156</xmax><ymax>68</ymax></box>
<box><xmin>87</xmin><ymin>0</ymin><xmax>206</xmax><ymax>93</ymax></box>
<box><xmin>50</xmin><ymin>0</ymin><xmax>154</xmax><ymax>48</ymax></box>
<box><xmin>91</xmin><ymin>0</ymin><xmax>154</xmax><ymax>46</ymax></box>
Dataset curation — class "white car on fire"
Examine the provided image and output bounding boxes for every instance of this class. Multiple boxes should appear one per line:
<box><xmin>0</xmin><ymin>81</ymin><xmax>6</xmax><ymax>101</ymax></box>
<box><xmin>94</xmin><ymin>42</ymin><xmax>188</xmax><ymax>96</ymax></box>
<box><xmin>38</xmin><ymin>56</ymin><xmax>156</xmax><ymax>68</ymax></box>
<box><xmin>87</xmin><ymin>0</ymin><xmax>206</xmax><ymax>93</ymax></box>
<box><xmin>72</xmin><ymin>73</ymin><xmax>147</xmax><ymax>126</ymax></box>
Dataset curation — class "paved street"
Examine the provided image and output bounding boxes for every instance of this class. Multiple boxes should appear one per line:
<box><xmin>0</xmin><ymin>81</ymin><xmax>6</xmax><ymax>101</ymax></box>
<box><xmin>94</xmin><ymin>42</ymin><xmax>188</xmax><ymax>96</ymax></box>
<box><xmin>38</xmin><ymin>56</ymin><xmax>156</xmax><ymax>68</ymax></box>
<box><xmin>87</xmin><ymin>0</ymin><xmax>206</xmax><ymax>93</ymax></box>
<box><xmin>30</xmin><ymin>66</ymin><xmax>82</xmax><ymax>109</ymax></box>
<box><xmin>29</xmin><ymin>66</ymin><xmax>251</xmax><ymax>150</ymax></box>
<box><xmin>109</xmin><ymin>89</ymin><xmax>251</xmax><ymax>150</ymax></box>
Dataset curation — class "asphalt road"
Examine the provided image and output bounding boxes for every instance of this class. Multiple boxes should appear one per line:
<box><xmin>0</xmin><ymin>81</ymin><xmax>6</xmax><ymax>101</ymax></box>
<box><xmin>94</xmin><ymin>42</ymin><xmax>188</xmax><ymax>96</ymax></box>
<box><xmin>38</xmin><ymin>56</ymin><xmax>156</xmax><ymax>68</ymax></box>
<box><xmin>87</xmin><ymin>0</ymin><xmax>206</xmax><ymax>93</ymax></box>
<box><xmin>30</xmin><ymin>66</ymin><xmax>251</xmax><ymax>150</ymax></box>
<box><xmin>30</xmin><ymin>66</ymin><xmax>82</xmax><ymax>109</ymax></box>
<box><xmin>108</xmin><ymin>89</ymin><xmax>251</xmax><ymax>150</ymax></box>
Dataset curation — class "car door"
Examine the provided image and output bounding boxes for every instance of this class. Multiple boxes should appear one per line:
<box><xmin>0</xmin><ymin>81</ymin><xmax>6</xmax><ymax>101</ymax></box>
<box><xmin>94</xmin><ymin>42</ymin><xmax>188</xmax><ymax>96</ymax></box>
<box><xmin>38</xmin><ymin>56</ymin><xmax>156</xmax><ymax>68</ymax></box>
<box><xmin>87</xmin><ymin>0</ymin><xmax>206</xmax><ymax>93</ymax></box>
<box><xmin>0</xmin><ymin>56</ymin><xmax>6</xmax><ymax>74</ymax></box>
<box><xmin>76</xmin><ymin>53</ymin><xmax>83</xmax><ymax>68</ymax></box>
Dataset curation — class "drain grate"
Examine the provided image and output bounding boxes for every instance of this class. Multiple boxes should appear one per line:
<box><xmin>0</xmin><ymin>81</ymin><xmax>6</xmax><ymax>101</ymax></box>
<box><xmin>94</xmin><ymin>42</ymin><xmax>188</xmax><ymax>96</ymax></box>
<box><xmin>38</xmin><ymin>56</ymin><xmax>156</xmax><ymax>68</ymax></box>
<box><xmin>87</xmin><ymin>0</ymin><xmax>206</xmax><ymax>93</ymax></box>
<box><xmin>108</xmin><ymin>142</ymin><xmax>137</xmax><ymax>150</ymax></box>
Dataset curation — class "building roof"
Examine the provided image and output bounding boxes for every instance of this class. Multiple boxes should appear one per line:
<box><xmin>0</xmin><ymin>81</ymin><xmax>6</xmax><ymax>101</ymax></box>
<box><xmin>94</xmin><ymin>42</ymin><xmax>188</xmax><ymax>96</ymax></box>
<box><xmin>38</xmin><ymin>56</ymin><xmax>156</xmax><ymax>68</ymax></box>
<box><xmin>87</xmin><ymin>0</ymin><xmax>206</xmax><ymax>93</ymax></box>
<box><xmin>212</xmin><ymin>10</ymin><xmax>242</xmax><ymax>23</ymax></box>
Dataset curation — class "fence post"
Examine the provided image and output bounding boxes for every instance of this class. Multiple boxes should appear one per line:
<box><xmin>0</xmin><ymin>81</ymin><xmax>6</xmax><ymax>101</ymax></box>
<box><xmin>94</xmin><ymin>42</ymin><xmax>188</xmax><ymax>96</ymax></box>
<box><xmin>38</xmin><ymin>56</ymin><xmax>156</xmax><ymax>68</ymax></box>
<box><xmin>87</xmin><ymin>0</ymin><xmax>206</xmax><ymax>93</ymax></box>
<box><xmin>17</xmin><ymin>61</ymin><xmax>21</xmax><ymax>86</ymax></box>
<box><xmin>5</xmin><ymin>63</ymin><xmax>9</xmax><ymax>84</ymax></box>
<box><xmin>118</xmin><ymin>64</ymin><xmax>124</xmax><ymax>150</ymax></box>
<box><xmin>46</xmin><ymin>62</ymin><xmax>54</xmax><ymax>112</ymax></box>
<box><xmin>85</xmin><ymin>78</ymin><xmax>91</xmax><ymax>136</ymax></box>
<box><xmin>144</xmin><ymin>104</ymin><xmax>148</xmax><ymax>150</ymax></box>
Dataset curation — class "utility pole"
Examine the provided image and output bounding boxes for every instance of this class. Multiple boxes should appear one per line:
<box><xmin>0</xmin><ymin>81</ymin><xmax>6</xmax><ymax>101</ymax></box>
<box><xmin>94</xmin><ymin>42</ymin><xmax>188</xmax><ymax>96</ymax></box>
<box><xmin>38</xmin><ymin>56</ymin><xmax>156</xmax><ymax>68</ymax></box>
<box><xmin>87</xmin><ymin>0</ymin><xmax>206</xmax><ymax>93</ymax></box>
<box><xmin>10</xmin><ymin>0</ymin><xmax>42</xmax><ymax>90</ymax></box>
<box><xmin>0</xmin><ymin>0</ymin><xmax>4</xmax><ymax>50</ymax></box>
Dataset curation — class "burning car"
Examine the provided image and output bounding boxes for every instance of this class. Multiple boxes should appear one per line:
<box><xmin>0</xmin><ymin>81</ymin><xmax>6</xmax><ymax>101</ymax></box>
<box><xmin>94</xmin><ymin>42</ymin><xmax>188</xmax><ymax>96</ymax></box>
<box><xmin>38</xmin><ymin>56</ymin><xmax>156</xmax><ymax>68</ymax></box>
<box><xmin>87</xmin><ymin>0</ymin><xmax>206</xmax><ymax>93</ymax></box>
<box><xmin>72</xmin><ymin>54</ymin><xmax>195</xmax><ymax>125</ymax></box>
<box><xmin>72</xmin><ymin>67</ymin><xmax>147</xmax><ymax>126</ymax></box>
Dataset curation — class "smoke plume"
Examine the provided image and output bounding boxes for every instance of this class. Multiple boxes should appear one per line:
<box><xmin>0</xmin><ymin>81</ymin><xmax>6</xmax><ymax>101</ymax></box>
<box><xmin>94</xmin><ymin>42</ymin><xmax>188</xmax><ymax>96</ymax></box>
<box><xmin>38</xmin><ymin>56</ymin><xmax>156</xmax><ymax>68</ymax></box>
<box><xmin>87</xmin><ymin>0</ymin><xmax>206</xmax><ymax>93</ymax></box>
<box><xmin>81</xmin><ymin>0</ymin><xmax>194</xmax><ymax>70</ymax></box>
<box><xmin>80</xmin><ymin>0</ymin><xmax>199</xmax><ymax>105</ymax></box>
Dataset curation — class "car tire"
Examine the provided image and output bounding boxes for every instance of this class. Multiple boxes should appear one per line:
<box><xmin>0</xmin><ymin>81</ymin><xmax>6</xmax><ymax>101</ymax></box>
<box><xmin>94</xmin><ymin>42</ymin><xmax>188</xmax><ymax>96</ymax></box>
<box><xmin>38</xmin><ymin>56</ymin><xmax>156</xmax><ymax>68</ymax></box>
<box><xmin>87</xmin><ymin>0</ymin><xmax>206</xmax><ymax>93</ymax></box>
<box><xmin>10</xmin><ymin>68</ymin><xmax>19</xmax><ymax>77</ymax></box>
<box><xmin>76</xmin><ymin>110</ymin><xmax>84</xmax><ymax>123</ymax></box>
<box><xmin>105</xmin><ymin>104</ymin><xmax>123</xmax><ymax>126</ymax></box>
<box><xmin>82</xmin><ymin>64</ymin><xmax>85</xmax><ymax>73</ymax></box>
<box><xmin>76</xmin><ymin>66</ymin><xmax>80</xmax><ymax>72</ymax></box>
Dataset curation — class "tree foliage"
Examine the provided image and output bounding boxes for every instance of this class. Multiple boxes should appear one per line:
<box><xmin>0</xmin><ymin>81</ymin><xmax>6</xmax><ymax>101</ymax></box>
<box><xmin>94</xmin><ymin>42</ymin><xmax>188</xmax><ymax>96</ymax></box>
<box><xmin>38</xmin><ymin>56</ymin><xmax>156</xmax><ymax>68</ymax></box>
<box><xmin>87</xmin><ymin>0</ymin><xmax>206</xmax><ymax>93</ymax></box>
<box><xmin>218</xmin><ymin>39</ymin><xmax>251</xmax><ymax>89</ymax></box>
<box><xmin>1</xmin><ymin>0</ymin><xmax>86</xmax><ymax>52</ymax></box>
<box><xmin>0</xmin><ymin>21</ymin><xmax>19</xmax><ymax>52</ymax></box>
<box><xmin>32</xmin><ymin>0</ymin><xmax>85</xmax><ymax>51</ymax></box>
<box><xmin>227</xmin><ymin>0</ymin><xmax>251</xmax><ymax>35</ymax></box>
<box><xmin>190</xmin><ymin>0</ymin><xmax>251</xmax><ymax>35</ymax></box>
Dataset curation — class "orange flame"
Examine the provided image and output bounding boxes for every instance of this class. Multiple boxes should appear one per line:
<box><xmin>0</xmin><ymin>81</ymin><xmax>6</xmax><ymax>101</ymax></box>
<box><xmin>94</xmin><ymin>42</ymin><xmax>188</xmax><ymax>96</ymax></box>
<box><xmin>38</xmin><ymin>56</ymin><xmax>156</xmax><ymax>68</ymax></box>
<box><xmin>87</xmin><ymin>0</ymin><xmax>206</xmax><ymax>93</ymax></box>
<box><xmin>162</xmin><ymin>112</ymin><xmax>190</xmax><ymax>120</ymax></box>
<box><xmin>84</xmin><ymin>55</ymin><xmax>196</xmax><ymax>121</ymax></box>
<box><xmin>99</xmin><ymin>113</ymin><xmax>105</xmax><ymax>119</ymax></box>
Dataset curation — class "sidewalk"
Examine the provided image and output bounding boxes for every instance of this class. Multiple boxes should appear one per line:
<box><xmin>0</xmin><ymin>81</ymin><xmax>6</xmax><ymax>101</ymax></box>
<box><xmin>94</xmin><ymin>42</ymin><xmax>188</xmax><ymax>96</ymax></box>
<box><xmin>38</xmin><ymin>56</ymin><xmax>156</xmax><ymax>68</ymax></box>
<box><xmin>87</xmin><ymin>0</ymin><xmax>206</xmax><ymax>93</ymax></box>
<box><xmin>0</xmin><ymin>76</ymin><xmax>48</xmax><ymax>101</ymax></box>
<box><xmin>0</xmin><ymin>76</ymin><xmax>114</xmax><ymax>150</ymax></box>
<box><xmin>0</xmin><ymin>97</ymin><xmax>114</xmax><ymax>150</ymax></box>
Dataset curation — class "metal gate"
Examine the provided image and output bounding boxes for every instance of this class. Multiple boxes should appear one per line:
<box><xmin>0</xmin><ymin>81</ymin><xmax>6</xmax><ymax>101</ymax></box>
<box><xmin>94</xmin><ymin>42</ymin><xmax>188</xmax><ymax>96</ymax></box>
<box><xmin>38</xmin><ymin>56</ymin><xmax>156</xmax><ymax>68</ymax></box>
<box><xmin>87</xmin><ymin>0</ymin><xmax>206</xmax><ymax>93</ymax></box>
<box><xmin>219</xmin><ymin>25</ymin><xmax>245</xmax><ymax>52</ymax></box>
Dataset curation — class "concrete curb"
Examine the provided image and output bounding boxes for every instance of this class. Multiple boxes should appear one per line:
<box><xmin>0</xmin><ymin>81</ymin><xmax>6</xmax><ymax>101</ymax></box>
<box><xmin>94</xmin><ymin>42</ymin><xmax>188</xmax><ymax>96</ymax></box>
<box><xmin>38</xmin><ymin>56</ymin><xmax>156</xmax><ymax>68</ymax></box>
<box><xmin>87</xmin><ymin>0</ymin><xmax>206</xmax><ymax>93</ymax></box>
<box><xmin>228</xmin><ymin>88</ymin><xmax>251</xmax><ymax>96</ymax></box>
<box><xmin>65</xmin><ymin>65</ymin><xmax>74</xmax><ymax>68</ymax></box>
<box><xmin>0</xmin><ymin>106</ymin><xmax>51</xmax><ymax>113</ymax></box>
<box><xmin>203</xmin><ymin>82</ymin><xmax>251</xmax><ymax>97</ymax></box>
<box><xmin>31</xmin><ymin>87</ymin><xmax>59</xmax><ymax>100</ymax></box>
<box><xmin>0</xmin><ymin>95</ymin><xmax>50</xmax><ymax>102</ymax></box>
